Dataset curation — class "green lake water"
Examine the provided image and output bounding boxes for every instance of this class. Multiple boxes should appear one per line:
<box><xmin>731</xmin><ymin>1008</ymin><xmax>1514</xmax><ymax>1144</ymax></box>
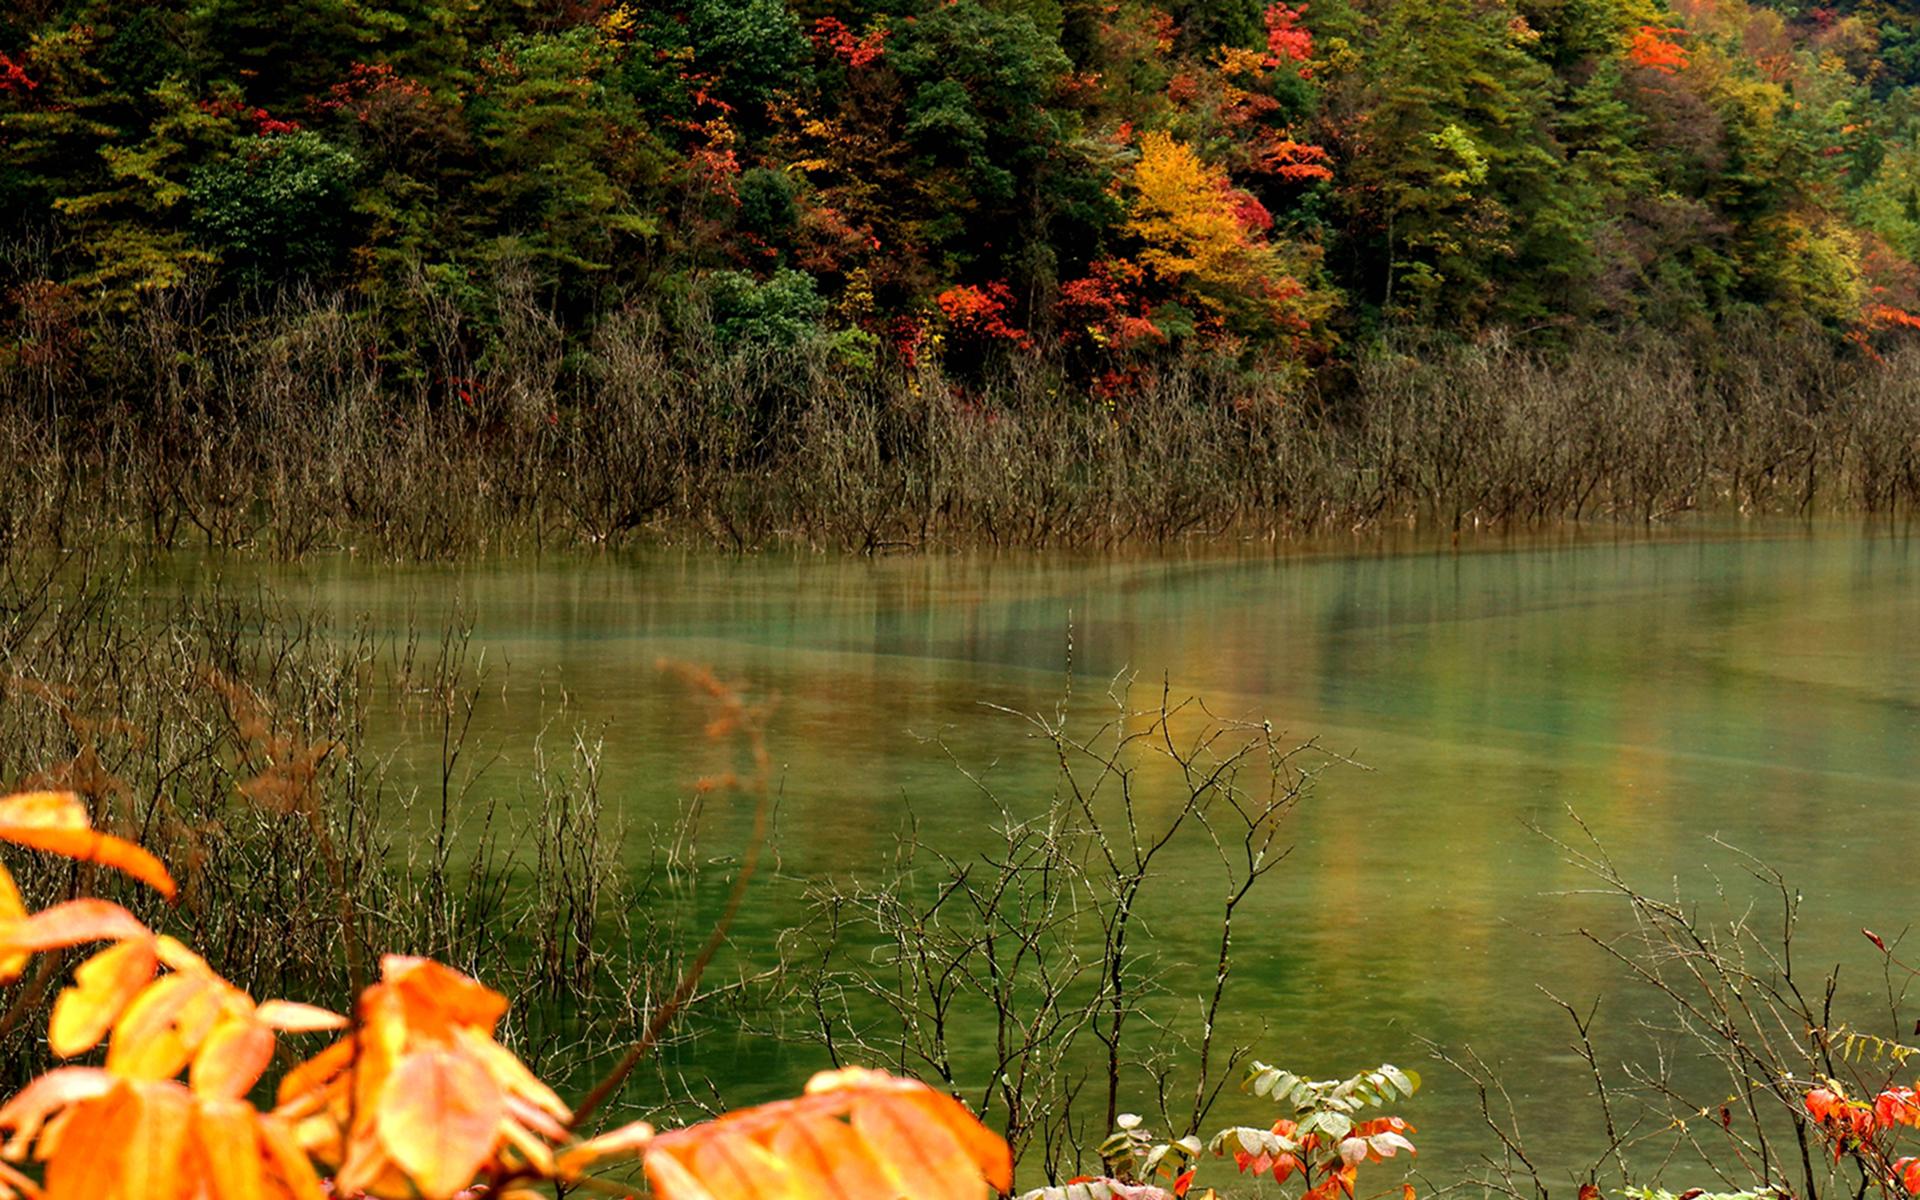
<box><xmin>206</xmin><ymin>524</ymin><xmax>1920</xmax><ymax>1188</ymax></box>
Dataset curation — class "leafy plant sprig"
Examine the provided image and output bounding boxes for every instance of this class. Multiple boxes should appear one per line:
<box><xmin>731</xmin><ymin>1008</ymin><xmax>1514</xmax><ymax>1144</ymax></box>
<box><xmin>1024</xmin><ymin>1062</ymin><xmax>1421</xmax><ymax>1200</ymax></box>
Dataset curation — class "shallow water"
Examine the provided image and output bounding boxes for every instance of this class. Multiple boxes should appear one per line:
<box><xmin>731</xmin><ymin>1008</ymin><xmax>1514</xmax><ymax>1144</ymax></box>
<box><xmin>193</xmin><ymin>524</ymin><xmax>1920</xmax><ymax>1186</ymax></box>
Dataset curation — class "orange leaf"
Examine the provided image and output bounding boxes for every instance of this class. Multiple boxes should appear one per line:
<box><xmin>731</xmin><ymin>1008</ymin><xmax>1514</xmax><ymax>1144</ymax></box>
<box><xmin>0</xmin><ymin>1067</ymin><xmax>112</xmax><ymax>1159</ymax></box>
<box><xmin>194</xmin><ymin>1096</ymin><xmax>266</xmax><ymax>1200</ymax></box>
<box><xmin>499</xmin><ymin>1116</ymin><xmax>558</xmax><ymax>1176</ymax></box>
<box><xmin>451</xmin><ymin>1025</ymin><xmax>569</xmax><ymax>1121</ymax></box>
<box><xmin>0</xmin><ymin>1159</ymin><xmax>39</xmax><ymax>1200</ymax></box>
<box><xmin>380</xmin><ymin>955</ymin><xmax>510</xmax><ymax>1034</ymax></box>
<box><xmin>897</xmin><ymin>1083</ymin><xmax>1016</xmax><ymax>1192</ymax></box>
<box><xmin>506</xmin><ymin>1093</ymin><xmax>571</xmax><ymax>1143</ymax></box>
<box><xmin>645</xmin><ymin>1069</ymin><xmax>1010</xmax><ymax>1200</ymax></box>
<box><xmin>556</xmin><ymin>1119</ymin><xmax>656</xmax><ymax>1179</ymax></box>
<box><xmin>124</xmin><ymin>1081</ymin><xmax>193</xmax><ymax>1200</ymax></box>
<box><xmin>43</xmin><ymin>1080</ymin><xmax>190</xmax><ymax>1200</ymax></box>
<box><xmin>256</xmin><ymin>1113</ymin><xmax>328</xmax><ymax>1200</ymax></box>
<box><xmin>274</xmin><ymin>1035</ymin><xmax>356</xmax><ymax>1113</ymax></box>
<box><xmin>254</xmin><ymin>1000</ymin><xmax>348</xmax><ymax>1033</ymax></box>
<box><xmin>768</xmin><ymin>1107</ymin><xmax>888</xmax><ymax>1196</ymax></box>
<box><xmin>376</xmin><ymin>1047</ymin><xmax>505</xmax><ymax>1200</ymax></box>
<box><xmin>190</xmin><ymin>1016</ymin><xmax>276</xmax><ymax>1099</ymax></box>
<box><xmin>690</xmin><ymin>1129</ymin><xmax>792</xmax><ymax>1198</ymax></box>
<box><xmin>49</xmin><ymin>937</ymin><xmax>158</xmax><ymax>1057</ymax></box>
<box><xmin>849</xmin><ymin>1085</ymin><xmax>981</xmax><ymax>1200</ymax></box>
<box><xmin>38</xmin><ymin>1090</ymin><xmax>120</xmax><ymax>1200</ymax></box>
<box><xmin>337</xmin><ymin>1117</ymin><xmax>408</xmax><ymax>1198</ymax></box>
<box><xmin>0</xmin><ymin>792</ymin><xmax>176</xmax><ymax>900</ymax></box>
<box><xmin>0</xmin><ymin>900</ymin><xmax>151</xmax><ymax>962</ymax></box>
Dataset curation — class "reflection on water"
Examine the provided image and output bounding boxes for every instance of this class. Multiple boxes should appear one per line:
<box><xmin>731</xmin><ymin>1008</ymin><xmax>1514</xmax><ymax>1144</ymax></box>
<box><xmin>181</xmin><ymin>524</ymin><xmax>1920</xmax><ymax>1184</ymax></box>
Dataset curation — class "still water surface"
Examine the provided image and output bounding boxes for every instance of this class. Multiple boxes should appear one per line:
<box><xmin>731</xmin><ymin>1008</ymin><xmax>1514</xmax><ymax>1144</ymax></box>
<box><xmin>218</xmin><ymin>526</ymin><xmax>1920</xmax><ymax>1186</ymax></box>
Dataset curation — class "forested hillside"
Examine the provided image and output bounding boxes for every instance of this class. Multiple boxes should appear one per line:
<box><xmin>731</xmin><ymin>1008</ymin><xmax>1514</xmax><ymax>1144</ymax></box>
<box><xmin>6</xmin><ymin>0</ymin><xmax>1920</xmax><ymax>391</ymax></box>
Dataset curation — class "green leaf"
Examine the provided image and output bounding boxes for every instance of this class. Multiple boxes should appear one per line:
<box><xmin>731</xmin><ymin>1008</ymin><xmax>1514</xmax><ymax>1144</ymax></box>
<box><xmin>1380</xmin><ymin>1065</ymin><xmax>1415</xmax><ymax>1097</ymax></box>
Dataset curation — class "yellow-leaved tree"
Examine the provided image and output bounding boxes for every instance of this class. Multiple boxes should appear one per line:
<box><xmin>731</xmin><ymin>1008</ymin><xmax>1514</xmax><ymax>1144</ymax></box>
<box><xmin>1125</xmin><ymin>131</ymin><xmax>1333</xmax><ymax>350</ymax></box>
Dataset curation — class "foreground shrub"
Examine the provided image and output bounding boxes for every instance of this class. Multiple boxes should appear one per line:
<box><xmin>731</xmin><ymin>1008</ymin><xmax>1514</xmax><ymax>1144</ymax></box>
<box><xmin>0</xmin><ymin>788</ymin><xmax>1014</xmax><ymax>1200</ymax></box>
<box><xmin>0</xmin><ymin>781</ymin><xmax>1426</xmax><ymax>1200</ymax></box>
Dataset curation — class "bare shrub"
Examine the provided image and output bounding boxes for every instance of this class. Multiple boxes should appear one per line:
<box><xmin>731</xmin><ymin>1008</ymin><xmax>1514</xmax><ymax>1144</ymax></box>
<box><xmin>780</xmin><ymin>674</ymin><xmax>1336</xmax><ymax>1182</ymax></box>
<box><xmin>5</xmin><ymin>270</ymin><xmax>1920</xmax><ymax>555</ymax></box>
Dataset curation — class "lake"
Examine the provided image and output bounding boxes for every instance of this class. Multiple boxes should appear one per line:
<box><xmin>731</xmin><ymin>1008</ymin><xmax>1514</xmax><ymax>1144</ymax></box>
<box><xmin>210</xmin><ymin>523</ymin><xmax>1920</xmax><ymax>1188</ymax></box>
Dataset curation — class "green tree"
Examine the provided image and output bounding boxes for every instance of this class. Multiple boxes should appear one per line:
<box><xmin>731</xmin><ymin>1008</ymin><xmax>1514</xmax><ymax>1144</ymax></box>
<box><xmin>688</xmin><ymin>0</ymin><xmax>808</xmax><ymax>113</ymax></box>
<box><xmin>706</xmin><ymin>267</ymin><xmax>828</xmax><ymax>347</ymax></box>
<box><xmin>48</xmin><ymin>76</ymin><xmax>236</xmax><ymax>303</ymax></box>
<box><xmin>890</xmin><ymin>0</ymin><xmax>1092</xmax><ymax>282</ymax></box>
<box><xmin>1330</xmin><ymin>0</ymin><xmax>1562</xmax><ymax>326</ymax></box>
<box><xmin>467</xmin><ymin>27</ymin><xmax>663</xmax><ymax>296</ymax></box>
<box><xmin>190</xmin><ymin>130</ymin><xmax>360</xmax><ymax>282</ymax></box>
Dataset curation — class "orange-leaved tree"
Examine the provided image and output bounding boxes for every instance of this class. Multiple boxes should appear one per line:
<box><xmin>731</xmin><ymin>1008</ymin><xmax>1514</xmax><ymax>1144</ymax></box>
<box><xmin>0</xmin><ymin>788</ymin><xmax>1013</xmax><ymax>1200</ymax></box>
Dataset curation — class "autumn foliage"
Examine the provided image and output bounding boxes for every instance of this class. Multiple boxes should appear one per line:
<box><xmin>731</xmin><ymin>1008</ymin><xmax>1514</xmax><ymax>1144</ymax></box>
<box><xmin>1803</xmin><ymin>1081</ymin><xmax>1920</xmax><ymax>1198</ymax></box>
<box><xmin>8</xmin><ymin>0</ymin><xmax>1920</xmax><ymax>389</ymax></box>
<box><xmin>0</xmin><ymin>788</ymin><xmax>1014</xmax><ymax>1200</ymax></box>
<box><xmin>1627</xmin><ymin>26</ymin><xmax>1691</xmax><ymax>74</ymax></box>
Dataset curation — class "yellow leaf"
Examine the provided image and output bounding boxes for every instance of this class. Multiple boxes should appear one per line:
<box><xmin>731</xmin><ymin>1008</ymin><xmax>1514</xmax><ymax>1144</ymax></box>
<box><xmin>154</xmin><ymin>936</ymin><xmax>208</xmax><ymax>974</ymax></box>
<box><xmin>106</xmin><ymin>970</ymin><xmax>219</xmax><ymax>1081</ymax></box>
<box><xmin>0</xmin><ymin>792</ymin><xmax>176</xmax><ymax>900</ymax></box>
<box><xmin>0</xmin><ymin>864</ymin><xmax>28</xmax><ymax>983</ymax></box>
<box><xmin>49</xmin><ymin>938</ymin><xmax>158</xmax><ymax>1058</ymax></box>
<box><xmin>376</xmin><ymin>1048</ymin><xmax>505</xmax><ymax>1200</ymax></box>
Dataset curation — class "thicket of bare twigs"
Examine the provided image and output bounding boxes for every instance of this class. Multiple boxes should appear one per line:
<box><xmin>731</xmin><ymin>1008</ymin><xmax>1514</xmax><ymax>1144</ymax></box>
<box><xmin>0</xmin><ymin>554</ymin><xmax>1341</xmax><ymax>1168</ymax></box>
<box><xmin>4</xmin><ymin>275</ymin><xmax>1920</xmax><ymax>558</ymax></box>
<box><xmin>0</xmin><ymin>551</ymin><xmax>729</xmax><ymax>1113</ymax></box>
<box><xmin>772</xmin><ymin>680</ymin><xmax>1339</xmax><ymax>1182</ymax></box>
<box><xmin>1430</xmin><ymin>817</ymin><xmax>1920</xmax><ymax>1200</ymax></box>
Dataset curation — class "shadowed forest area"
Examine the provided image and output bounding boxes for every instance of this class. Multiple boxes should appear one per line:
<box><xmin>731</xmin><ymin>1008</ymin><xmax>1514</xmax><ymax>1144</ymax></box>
<box><xmin>7</xmin><ymin>0</ymin><xmax>1920</xmax><ymax>551</ymax></box>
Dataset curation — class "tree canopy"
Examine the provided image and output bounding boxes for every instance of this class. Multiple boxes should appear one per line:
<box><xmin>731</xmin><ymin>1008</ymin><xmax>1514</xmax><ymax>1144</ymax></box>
<box><xmin>5</xmin><ymin>0</ymin><xmax>1920</xmax><ymax>385</ymax></box>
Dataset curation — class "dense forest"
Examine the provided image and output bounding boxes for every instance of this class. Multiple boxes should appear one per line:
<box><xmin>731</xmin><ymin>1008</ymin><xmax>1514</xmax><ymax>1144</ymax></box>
<box><xmin>8</xmin><ymin>0</ymin><xmax>1920</xmax><ymax>390</ymax></box>
<box><xmin>7</xmin><ymin>0</ymin><xmax>1920</xmax><ymax>555</ymax></box>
